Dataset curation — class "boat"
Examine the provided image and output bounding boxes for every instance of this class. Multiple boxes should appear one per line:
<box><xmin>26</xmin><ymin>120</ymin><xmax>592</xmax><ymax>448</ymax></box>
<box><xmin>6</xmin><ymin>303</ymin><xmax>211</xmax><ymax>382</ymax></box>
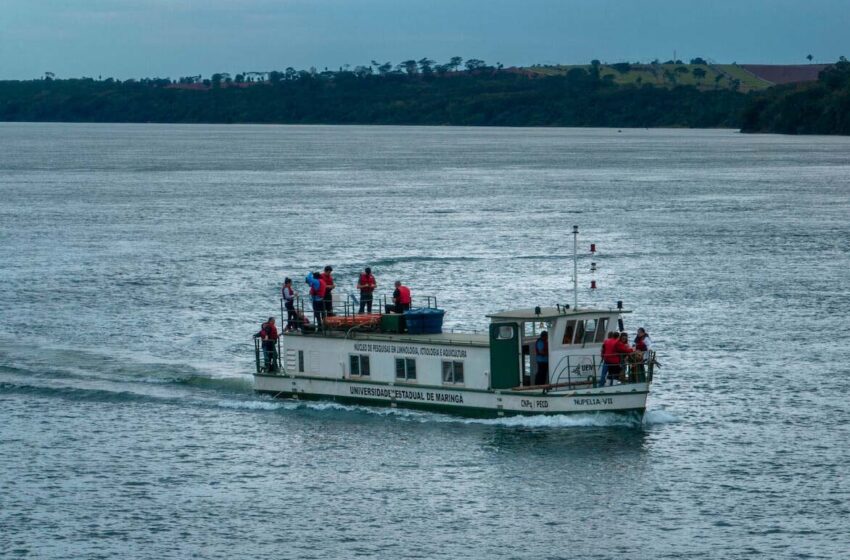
<box><xmin>253</xmin><ymin>228</ymin><xmax>656</xmax><ymax>418</ymax></box>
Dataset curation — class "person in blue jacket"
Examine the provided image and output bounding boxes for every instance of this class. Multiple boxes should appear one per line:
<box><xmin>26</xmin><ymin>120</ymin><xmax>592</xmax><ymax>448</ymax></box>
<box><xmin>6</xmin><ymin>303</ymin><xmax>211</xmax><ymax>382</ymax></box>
<box><xmin>305</xmin><ymin>271</ymin><xmax>326</xmax><ymax>328</ymax></box>
<box><xmin>535</xmin><ymin>331</ymin><xmax>549</xmax><ymax>385</ymax></box>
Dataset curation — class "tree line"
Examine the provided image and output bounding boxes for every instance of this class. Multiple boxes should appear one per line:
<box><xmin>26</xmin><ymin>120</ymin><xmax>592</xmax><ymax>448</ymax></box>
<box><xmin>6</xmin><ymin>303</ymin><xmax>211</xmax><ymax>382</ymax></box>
<box><xmin>0</xmin><ymin>58</ymin><xmax>745</xmax><ymax>129</ymax></box>
<box><xmin>1</xmin><ymin>57</ymin><xmax>845</xmax><ymax>133</ymax></box>
<box><xmin>741</xmin><ymin>57</ymin><xmax>850</xmax><ymax>134</ymax></box>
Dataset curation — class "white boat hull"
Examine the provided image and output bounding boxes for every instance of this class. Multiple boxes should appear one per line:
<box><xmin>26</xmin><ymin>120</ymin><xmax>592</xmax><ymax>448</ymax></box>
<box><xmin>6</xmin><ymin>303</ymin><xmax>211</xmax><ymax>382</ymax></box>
<box><xmin>255</xmin><ymin>373</ymin><xmax>648</xmax><ymax>418</ymax></box>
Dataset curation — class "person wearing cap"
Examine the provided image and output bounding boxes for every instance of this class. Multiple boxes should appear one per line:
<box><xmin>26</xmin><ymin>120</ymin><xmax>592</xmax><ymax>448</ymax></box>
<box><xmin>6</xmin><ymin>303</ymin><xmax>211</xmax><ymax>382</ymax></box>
<box><xmin>320</xmin><ymin>266</ymin><xmax>335</xmax><ymax>317</ymax></box>
<box><xmin>535</xmin><ymin>331</ymin><xmax>549</xmax><ymax>385</ymax></box>
<box><xmin>357</xmin><ymin>267</ymin><xmax>377</xmax><ymax>314</ymax></box>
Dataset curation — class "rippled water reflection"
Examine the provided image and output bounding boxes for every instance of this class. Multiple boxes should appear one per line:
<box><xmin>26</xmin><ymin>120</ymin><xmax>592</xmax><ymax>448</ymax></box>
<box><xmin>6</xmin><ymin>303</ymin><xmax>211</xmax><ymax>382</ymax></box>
<box><xmin>2</xmin><ymin>123</ymin><xmax>849</xmax><ymax>559</ymax></box>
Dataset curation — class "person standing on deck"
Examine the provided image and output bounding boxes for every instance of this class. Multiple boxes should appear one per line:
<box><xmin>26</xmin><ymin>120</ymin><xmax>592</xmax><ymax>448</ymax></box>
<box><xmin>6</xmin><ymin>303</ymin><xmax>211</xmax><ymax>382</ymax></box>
<box><xmin>535</xmin><ymin>331</ymin><xmax>549</xmax><ymax>385</ymax></box>
<box><xmin>357</xmin><ymin>267</ymin><xmax>377</xmax><ymax>314</ymax></box>
<box><xmin>320</xmin><ymin>266</ymin><xmax>335</xmax><ymax>317</ymax></box>
<box><xmin>599</xmin><ymin>331</ymin><xmax>620</xmax><ymax>386</ymax></box>
<box><xmin>305</xmin><ymin>272</ymin><xmax>326</xmax><ymax>328</ymax></box>
<box><xmin>612</xmin><ymin>332</ymin><xmax>635</xmax><ymax>383</ymax></box>
<box><xmin>634</xmin><ymin>327</ymin><xmax>652</xmax><ymax>354</ymax></box>
<box><xmin>281</xmin><ymin>278</ymin><xmax>297</xmax><ymax>331</ymax></box>
<box><xmin>393</xmin><ymin>281</ymin><xmax>411</xmax><ymax>313</ymax></box>
<box><xmin>257</xmin><ymin>317</ymin><xmax>279</xmax><ymax>372</ymax></box>
<box><xmin>633</xmin><ymin>327</ymin><xmax>652</xmax><ymax>380</ymax></box>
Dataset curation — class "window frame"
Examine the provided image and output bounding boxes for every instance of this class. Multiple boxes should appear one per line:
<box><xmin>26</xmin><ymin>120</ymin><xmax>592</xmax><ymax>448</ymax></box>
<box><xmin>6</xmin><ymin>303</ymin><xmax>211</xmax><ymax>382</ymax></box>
<box><xmin>441</xmin><ymin>360</ymin><xmax>465</xmax><ymax>385</ymax></box>
<box><xmin>595</xmin><ymin>317</ymin><xmax>609</xmax><ymax>342</ymax></box>
<box><xmin>349</xmin><ymin>354</ymin><xmax>370</xmax><ymax>377</ymax></box>
<box><xmin>563</xmin><ymin>320</ymin><xmax>576</xmax><ymax>345</ymax></box>
<box><xmin>497</xmin><ymin>325</ymin><xmax>515</xmax><ymax>340</ymax></box>
<box><xmin>395</xmin><ymin>357</ymin><xmax>417</xmax><ymax>381</ymax></box>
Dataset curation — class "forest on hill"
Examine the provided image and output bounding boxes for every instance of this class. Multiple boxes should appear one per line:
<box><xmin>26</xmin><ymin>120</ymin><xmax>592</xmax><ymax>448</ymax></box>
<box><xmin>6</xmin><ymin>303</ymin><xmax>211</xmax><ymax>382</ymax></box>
<box><xmin>741</xmin><ymin>58</ymin><xmax>850</xmax><ymax>135</ymax></box>
<box><xmin>0</xmin><ymin>58</ymin><xmax>846</xmax><ymax>133</ymax></box>
<box><xmin>0</xmin><ymin>60</ymin><xmax>747</xmax><ymax>129</ymax></box>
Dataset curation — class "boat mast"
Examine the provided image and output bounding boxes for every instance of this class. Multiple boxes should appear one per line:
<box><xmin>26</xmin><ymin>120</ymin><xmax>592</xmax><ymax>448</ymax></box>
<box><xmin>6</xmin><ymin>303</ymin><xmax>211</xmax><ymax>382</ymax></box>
<box><xmin>572</xmin><ymin>225</ymin><xmax>578</xmax><ymax>310</ymax></box>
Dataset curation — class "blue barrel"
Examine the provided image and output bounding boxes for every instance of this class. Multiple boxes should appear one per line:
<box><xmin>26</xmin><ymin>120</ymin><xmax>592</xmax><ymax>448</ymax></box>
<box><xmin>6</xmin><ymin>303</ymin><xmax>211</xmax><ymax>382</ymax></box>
<box><xmin>404</xmin><ymin>308</ymin><xmax>444</xmax><ymax>334</ymax></box>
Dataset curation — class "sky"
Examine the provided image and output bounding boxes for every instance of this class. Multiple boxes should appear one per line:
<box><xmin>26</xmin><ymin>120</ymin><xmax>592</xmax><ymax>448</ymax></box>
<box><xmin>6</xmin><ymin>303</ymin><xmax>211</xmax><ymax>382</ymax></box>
<box><xmin>0</xmin><ymin>0</ymin><xmax>847</xmax><ymax>80</ymax></box>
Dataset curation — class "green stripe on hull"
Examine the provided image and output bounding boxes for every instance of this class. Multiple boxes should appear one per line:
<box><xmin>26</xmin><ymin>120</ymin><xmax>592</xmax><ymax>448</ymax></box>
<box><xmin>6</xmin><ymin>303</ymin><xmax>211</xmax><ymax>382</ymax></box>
<box><xmin>256</xmin><ymin>389</ymin><xmax>646</xmax><ymax>419</ymax></box>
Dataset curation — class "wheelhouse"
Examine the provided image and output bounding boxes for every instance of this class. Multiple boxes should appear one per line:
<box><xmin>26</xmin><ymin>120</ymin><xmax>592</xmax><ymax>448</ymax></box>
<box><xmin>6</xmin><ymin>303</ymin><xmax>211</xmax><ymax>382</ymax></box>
<box><xmin>487</xmin><ymin>306</ymin><xmax>631</xmax><ymax>390</ymax></box>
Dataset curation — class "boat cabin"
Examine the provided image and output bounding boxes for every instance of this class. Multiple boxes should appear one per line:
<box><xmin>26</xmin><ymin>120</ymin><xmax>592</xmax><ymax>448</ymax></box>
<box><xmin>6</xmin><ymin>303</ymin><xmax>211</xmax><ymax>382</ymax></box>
<box><xmin>487</xmin><ymin>306</ymin><xmax>629</xmax><ymax>389</ymax></box>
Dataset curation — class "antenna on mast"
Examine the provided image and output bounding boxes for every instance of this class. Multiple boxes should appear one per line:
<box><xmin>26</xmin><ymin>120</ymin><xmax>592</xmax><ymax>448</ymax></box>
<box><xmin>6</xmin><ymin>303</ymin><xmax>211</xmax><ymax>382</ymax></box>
<box><xmin>572</xmin><ymin>225</ymin><xmax>579</xmax><ymax>310</ymax></box>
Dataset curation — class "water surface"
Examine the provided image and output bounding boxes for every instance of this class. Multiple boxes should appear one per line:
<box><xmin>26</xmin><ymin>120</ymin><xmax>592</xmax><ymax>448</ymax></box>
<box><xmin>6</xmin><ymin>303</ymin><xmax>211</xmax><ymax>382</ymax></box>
<box><xmin>2</xmin><ymin>123</ymin><xmax>849</xmax><ymax>559</ymax></box>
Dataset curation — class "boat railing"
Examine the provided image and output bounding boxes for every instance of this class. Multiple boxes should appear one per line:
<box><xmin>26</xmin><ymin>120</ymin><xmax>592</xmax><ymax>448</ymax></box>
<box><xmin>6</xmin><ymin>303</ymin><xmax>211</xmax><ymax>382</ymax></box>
<box><xmin>379</xmin><ymin>293</ymin><xmax>438</xmax><ymax>313</ymax></box>
<box><xmin>549</xmin><ymin>351</ymin><xmax>655</xmax><ymax>390</ymax></box>
<box><xmin>442</xmin><ymin>327</ymin><xmax>486</xmax><ymax>335</ymax></box>
<box><xmin>280</xmin><ymin>292</ymin><xmax>441</xmax><ymax>335</ymax></box>
<box><xmin>253</xmin><ymin>335</ymin><xmax>282</xmax><ymax>374</ymax></box>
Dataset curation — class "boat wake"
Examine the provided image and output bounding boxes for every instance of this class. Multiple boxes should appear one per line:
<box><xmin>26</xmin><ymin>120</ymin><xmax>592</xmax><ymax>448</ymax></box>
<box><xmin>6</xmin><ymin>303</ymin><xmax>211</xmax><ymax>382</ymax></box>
<box><xmin>249</xmin><ymin>397</ymin><xmax>680</xmax><ymax>429</ymax></box>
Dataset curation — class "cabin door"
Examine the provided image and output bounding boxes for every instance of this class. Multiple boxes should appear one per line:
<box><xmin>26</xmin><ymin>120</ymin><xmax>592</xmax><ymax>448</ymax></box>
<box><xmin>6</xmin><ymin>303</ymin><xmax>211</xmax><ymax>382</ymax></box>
<box><xmin>489</xmin><ymin>322</ymin><xmax>521</xmax><ymax>389</ymax></box>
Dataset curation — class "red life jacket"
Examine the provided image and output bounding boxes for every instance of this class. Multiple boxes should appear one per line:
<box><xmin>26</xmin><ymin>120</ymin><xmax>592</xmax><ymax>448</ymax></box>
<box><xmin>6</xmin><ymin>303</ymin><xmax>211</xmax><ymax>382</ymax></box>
<box><xmin>614</xmin><ymin>340</ymin><xmax>634</xmax><ymax>357</ymax></box>
<box><xmin>320</xmin><ymin>273</ymin><xmax>334</xmax><ymax>292</ymax></box>
<box><xmin>309</xmin><ymin>279</ymin><xmax>327</xmax><ymax>299</ymax></box>
<box><xmin>397</xmin><ymin>285</ymin><xmax>411</xmax><ymax>305</ymax></box>
<box><xmin>359</xmin><ymin>273</ymin><xmax>375</xmax><ymax>293</ymax></box>
<box><xmin>264</xmin><ymin>323</ymin><xmax>279</xmax><ymax>341</ymax></box>
<box><xmin>602</xmin><ymin>338</ymin><xmax>620</xmax><ymax>364</ymax></box>
<box><xmin>635</xmin><ymin>336</ymin><xmax>648</xmax><ymax>352</ymax></box>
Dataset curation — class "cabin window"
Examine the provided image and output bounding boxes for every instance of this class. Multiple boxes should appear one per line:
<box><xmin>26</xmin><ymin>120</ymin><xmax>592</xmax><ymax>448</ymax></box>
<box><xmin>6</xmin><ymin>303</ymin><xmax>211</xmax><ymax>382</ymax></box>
<box><xmin>442</xmin><ymin>361</ymin><xmax>464</xmax><ymax>384</ymax></box>
<box><xmin>574</xmin><ymin>320</ymin><xmax>586</xmax><ymax>344</ymax></box>
<box><xmin>582</xmin><ymin>319</ymin><xmax>597</xmax><ymax>344</ymax></box>
<box><xmin>496</xmin><ymin>326</ymin><xmax>515</xmax><ymax>340</ymax></box>
<box><xmin>298</xmin><ymin>350</ymin><xmax>304</xmax><ymax>373</ymax></box>
<box><xmin>395</xmin><ymin>358</ymin><xmax>417</xmax><ymax>381</ymax></box>
<box><xmin>595</xmin><ymin>318</ymin><xmax>609</xmax><ymax>342</ymax></box>
<box><xmin>349</xmin><ymin>354</ymin><xmax>370</xmax><ymax>377</ymax></box>
<box><xmin>562</xmin><ymin>320</ymin><xmax>576</xmax><ymax>345</ymax></box>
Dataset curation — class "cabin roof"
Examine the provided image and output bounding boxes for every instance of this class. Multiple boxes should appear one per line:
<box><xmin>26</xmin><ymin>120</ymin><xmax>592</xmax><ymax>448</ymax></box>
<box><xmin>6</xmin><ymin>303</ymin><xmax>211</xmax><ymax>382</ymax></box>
<box><xmin>487</xmin><ymin>306</ymin><xmax>630</xmax><ymax>321</ymax></box>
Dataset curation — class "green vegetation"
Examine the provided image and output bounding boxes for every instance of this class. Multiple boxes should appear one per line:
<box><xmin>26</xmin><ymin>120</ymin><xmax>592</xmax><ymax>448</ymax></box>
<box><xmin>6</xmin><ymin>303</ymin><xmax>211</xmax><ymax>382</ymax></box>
<box><xmin>741</xmin><ymin>58</ymin><xmax>850</xmax><ymax>135</ymax></box>
<box><xmin>0</xmin><ymin>61</ymin><xmax>748</xmax><ymax>129</ymax></box>
<box><xmin>526</xmin><ymin>63</ymin><xmax>770</xmax><ymax>92</ymax></box>
<box><xmin>2</xmin><ymin>57</ymin><xmax>846</xmax><ymax>134</ymax></box>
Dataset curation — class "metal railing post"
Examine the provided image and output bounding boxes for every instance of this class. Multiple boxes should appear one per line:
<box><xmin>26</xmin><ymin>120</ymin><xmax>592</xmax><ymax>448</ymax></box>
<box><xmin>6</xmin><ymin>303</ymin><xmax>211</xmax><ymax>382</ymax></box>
<box><xmin>254</xmin><ymin>338</ymin><xmax>262</xmax><ymax>373</ymax></box>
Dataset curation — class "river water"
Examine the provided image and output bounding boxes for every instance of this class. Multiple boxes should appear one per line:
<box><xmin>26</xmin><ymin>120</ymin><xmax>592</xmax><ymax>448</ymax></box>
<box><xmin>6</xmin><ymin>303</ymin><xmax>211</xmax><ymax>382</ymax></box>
<box><xmin>1</xmin><ymin>123</ymin><xmax>849</xmax><ymax>559</ymax></box>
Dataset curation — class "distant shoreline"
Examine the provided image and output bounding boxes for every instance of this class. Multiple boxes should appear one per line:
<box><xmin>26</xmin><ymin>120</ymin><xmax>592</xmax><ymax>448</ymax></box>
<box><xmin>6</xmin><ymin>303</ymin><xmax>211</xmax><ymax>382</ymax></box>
<box><xmin>2</xmin><ymin>60</ymin><xmax>847</xmax><ymax>135</ymax></box>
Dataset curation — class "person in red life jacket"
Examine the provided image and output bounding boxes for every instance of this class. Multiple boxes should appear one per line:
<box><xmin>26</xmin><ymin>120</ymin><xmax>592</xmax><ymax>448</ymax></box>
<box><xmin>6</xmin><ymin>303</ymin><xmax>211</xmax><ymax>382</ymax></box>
<box><xmin>357</xmin><ymin>267</ymin><xmax>377</xmax><ymax>314</ymax></box>
<box><xmin>320</xmin><ymin>265</ymin><xmax>335</xmax><ymax>317</ymax></box>
<box><xmin>612</xmin><ymin>331</ymin><xmax>635</xmax><ymax>383</ymax></box>
<box><xmin>634</xmin><ymin>327</ymin><xmax>652</xmax><ymax>353</ymax></box>
<box><xmin>305</xmin><ymin>271</ymin><xmax>326</xmax><ymax>328</ymax></box>
<box><xmin>599</xmin><ymin>331</ymin><xmax>621</xmax><ymax>386</ymax></box>
<box><xmin>281</xmin><ymin>278</ymin><xmax>297</xmax><ymax>331</ymax></box>
<box><xmin>393</xmin><ymin>281</ymin><xmax>411</xmax><ymax>313</ymax></box>
<box><xmin>633</xmin><ymin>327</ymin><xmax>652</xmax><ymax>380</ymax></box>
<box><xmin>256</xmin><ymin>317</ymin><xmax>279</xmax><ymax>372</ymax></box>
<box><xmin>535</xmin><ymin>331</ymin><xmax>549</xmax><ymax>385</ymax></box>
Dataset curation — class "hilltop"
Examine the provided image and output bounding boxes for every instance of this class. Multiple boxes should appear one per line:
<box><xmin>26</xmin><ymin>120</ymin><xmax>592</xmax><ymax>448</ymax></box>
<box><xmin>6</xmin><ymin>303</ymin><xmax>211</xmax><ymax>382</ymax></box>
<box><xmin>741</xmin><ymin>58</ymin><xmax>850</xmax><ymax>135</ymax></box>
<box><xmin>523</xmin><ymin>62</ymin><xmax>829</xmax><ymax>92</ymax></box>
